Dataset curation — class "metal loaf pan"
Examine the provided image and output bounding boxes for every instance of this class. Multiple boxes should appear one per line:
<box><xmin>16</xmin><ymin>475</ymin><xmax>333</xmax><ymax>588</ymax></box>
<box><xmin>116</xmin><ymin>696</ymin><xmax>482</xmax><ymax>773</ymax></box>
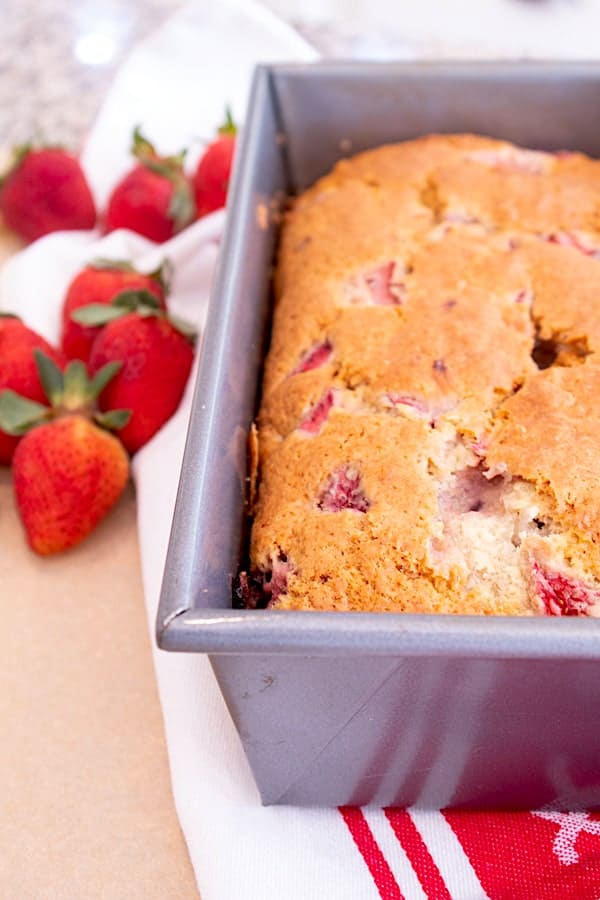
<box><xmin>157</xmin><ymin>62</ymin><xmax>600</xmax><ymax>808</ymax></box>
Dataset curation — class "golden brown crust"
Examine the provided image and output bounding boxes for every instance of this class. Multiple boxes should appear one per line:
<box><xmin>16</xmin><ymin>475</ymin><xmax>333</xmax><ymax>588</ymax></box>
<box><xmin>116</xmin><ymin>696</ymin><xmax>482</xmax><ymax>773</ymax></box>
<box><xmin>487</xmin><ymin>366</ymin><xmax>600</xmax><ymax>547</ymax></box>
<box><xmin>248</xmin><ymin>134</ymin><xmax>600</xmax><ymax>616</ymax></box>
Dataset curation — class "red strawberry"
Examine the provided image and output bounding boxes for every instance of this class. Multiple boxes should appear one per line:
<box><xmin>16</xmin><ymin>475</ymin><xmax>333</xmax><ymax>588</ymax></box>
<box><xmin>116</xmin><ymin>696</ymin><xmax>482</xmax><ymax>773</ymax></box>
<box><xmin>235</xmin><ymin>553</ymin><xmax>295</xmax><ymax>609</ymax></box>
<box><xmin>13</xmin><ymin>417</ymin><xmax>129</xmax><ymax>555</ymax></box>
<box><xmin>529</xmin><ymin>559</ymin><xmax>600</xmax><ymax>616</ymax></box>
<box><xmin>0</xmin><ymin>315</ymin><xmax>66</xmax><ymax>464</ymax></box>
<box><xmin>61</xmin><ymin>258</ymin><xmax>169</xmax><ymax>362</ymax></box>
<box><xmin>193</xmin><ymin>109</ymin><xmax>237</xmax><ymax>217</ymax></box>
<box><xmin>318</xmin><ymin>464</ymin><xmax>370</xmax><ymax>513</ymax></box>
<box><xmin>354</xmin><ymin>262</ymin><xmax>406</xmax><ymax>306</ymax></box>
<box><xmin>299</xmin><ymin>389</ymin><xmax>335</xmax><ymax>434</ymax></box>
<box><xmin>0</xmin><ymin>352</ymin><xmax>130</xmax><ymax>555</ymax></box>
<box><xmin>88</xmin><ymin>307</ymin><xmax>195</xmax><ymax>453</ymax></box>
<box><xmin>291</xmin><ymin>341</ymin><xmax>333</xmax><ymax>375</ymax></box>
<box><xmin>0</xmin><ymin>145</ymin><xmax>96</xmax><ymax>242</ymax></box>
<box><xmin>105</xmin><ymin>129</ymin><xmax>195</xmax><ymax>242</ymax></box>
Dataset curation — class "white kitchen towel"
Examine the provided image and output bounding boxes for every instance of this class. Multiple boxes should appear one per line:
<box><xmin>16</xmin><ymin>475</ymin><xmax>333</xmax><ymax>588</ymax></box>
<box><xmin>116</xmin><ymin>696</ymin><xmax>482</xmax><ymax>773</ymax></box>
<box><xmin>3</xmin><ymin>2</ymin><xmax>600</xmax><ymax>899</ymax></box>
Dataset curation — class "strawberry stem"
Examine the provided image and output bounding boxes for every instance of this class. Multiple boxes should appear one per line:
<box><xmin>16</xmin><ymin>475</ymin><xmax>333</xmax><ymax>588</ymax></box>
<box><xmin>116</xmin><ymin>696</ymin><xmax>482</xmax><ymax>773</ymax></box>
<box><xmin>62</xmin><ymin>360</ymin><xmax>90</xmax><ymax>410</ymax></box>
<box><xmin>88</xmin><ymin>258</ymin><xmax>137</xmax><ymax>273</ymax></box>
<box><xmin>167</xmin><ymin>179</ymin><xmax>195</xmax><ymax>232</ymax></box>
<box><xmin>132</xmin><ymin>126</ymin><xmax>158</xmax><ymax>162</ymax></box>
<box><xmin>218</xmin><ymin>107</ymin><xmax>237</xmax><ymax>137</ymax></box>
<box><xmin>0</xmin><ymin>352</ymin><xmax>127</xmax><ymax>437</ymax></box>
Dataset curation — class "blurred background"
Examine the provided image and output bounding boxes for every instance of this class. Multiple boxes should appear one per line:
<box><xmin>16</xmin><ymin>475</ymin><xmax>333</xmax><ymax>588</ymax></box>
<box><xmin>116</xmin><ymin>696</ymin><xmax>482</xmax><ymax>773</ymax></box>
<box><xmin>2</xmin><ymin>0</ymin><xmax>599</xmax><ymax>146</ymax></box>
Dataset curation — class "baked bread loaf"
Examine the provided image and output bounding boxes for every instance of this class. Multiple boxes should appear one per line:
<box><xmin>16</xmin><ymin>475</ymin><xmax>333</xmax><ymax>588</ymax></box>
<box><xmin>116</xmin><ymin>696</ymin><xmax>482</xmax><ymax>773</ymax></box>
<box><xmin>238</xmin><ymin>134</ymin><xmax>600</xmax><ymax>616</ymax></box>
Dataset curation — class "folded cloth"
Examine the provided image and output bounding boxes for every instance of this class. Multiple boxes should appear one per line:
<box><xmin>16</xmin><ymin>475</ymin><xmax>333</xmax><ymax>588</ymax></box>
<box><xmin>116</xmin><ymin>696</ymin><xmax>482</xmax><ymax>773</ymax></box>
<box><xmin>3</xmin><ymin>1</ymin><xmax>600</xmax><ymax>898</ymax></box>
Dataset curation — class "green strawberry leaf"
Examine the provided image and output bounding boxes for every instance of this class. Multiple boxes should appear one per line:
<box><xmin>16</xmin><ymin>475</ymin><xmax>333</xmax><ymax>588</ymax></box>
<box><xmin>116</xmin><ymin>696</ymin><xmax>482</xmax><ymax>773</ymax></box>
<box><xmin>148</xmin><ymin>258</ymin><xmax>172</xmax><ymax>294</ymax></box>
<box><xmin>0</xmin><ymin>312</ymin><xmax>21</xmax><ymax>320</ymax></box>
<box><xmin>34</xmin><ymin>349</ymin><xmax>64</xmax><ymax>405</ymax></box>
<box><xmin>168</xmin><ymin>180</ymin><xmax>196</xmax><ymax>232</ymax></box>
<box><xmin>137</xmin><ymin>306</ymin><xmax>160</xmax><ymax>319</ymax></box>
<box><xmin>143</xmin><ymin>157</ymin><xmax>182</xmax><ymax>180</ymax></box>
<box><xmin>173</xmin><ymin>150</ymin><xmax>187</xmax><ymax>168</ymax></box>
<box><xmin>0</xmin><ymin>389</ymin><xmax>49</xmax><ymax>435</ymax></box>
<box><xmin>133</xmin><ymin>128</ymin><xmax>188</xmax><ymax>174</ymax></box>
<box><xmin>0</xmin><ymin>142</ymin><xmax>32</xmax><ymax>187</ymax></box>
<box><xmin>71</xmin><ymin>304</ymin><xmax>126</xmax><ymax>326</ymax></box>
<box><xmin>89</xmin><ymin>361</ymin><xmax>122</xmax><ymax>398</ymax></box>
<box><xmin>73</xmin><ymin>290</ymin><xmax>163</xmax><ymax>327</ymax></box>
<box><xmin>168</xmin><ymin>314</ymin><xmax>197</xmax><ymax>341</ymax></box>
<box><xmin>88</xmin><ymin>258</ymin><xmax>136</xmax><ymax>273</ymax></box>
<box><xmin>112</xmin><ymin>289</ymin><xmax>162</xmax><ymax>311</ymax></box>
<box><xmin>132</xmin><ymin>126</ymin><xmax>157</xmax><ymax>162</ymax></box>
<box><xmin>144</xmin><ymin>145</ymin><xmax>187</xmax><ymax>174</ymax></box>
<box><xmin>95</xmin><ymin>408</ymin><xmax>131</xmax><ymax>432</ymax></box>
<box><xmin>218</xmin><ymin>106</ymin><xmax>237</xmax><ymax>137</ymax></box>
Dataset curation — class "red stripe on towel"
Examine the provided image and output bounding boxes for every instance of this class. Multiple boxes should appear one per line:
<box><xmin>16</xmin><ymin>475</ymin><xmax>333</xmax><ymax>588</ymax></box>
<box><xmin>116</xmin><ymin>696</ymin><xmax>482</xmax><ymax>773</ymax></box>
<box><xmin>339</xmin><ymin>807</ymin><xmax>405</xmax><ymax>899</ymax></box>
<box><xmin>385</xmin><ymin>809</ymin><xmax>452</xmax><ymax>899</ymax></box>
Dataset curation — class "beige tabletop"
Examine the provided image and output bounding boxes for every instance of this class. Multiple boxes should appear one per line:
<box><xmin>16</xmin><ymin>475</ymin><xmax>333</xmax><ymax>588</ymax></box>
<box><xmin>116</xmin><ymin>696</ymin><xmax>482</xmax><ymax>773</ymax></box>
<box><xmin>0</xmin><ymin>225</ymin><xmax>198</xmax><ymax>897</ymax></box>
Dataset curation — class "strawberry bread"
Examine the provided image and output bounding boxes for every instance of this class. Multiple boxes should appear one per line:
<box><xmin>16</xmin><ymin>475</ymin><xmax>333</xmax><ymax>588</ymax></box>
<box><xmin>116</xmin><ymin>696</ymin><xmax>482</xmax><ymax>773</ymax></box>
<box><xmin>238</xmin><ymin>133</ymin><xmax>600</xmax><ymax>616</ymax></box>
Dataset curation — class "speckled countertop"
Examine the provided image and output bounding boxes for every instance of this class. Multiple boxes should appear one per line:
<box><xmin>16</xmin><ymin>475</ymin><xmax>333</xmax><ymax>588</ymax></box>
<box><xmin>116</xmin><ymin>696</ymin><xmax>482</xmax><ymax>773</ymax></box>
<box><xmin>1</xmin><ymin>0</ymin><xmax>187</xmax><ymax>145</ymax></box>
<box><xmin>0</xmin><ymin>0</ymin><xmax>362</xmax><ymax>147</ymax></box>
<box><xmin>5</xmin><ymin>0</ymin><xmax>598</xmax><ymax>150</ymax></box>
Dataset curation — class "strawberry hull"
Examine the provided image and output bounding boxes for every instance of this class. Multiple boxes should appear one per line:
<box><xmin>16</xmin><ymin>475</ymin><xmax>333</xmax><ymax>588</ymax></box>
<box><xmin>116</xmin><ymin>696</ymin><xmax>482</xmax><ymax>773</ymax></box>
<box><xmin>89</xmin><ymin>314</ymin><xmax>194</xmax><ymax>454</ymax></box>
<box><xmin>0</xmin><ymin>318</ymin><xmax>66</xmax><ymax>465</ymax></box>
<box><xmin>158</xmin><ymin>62</ymin><xmax>600</xmax><ymax>808</ymax></box>
<box><xmin>61</xmin><ymin>266</ymin><xmax>167</xmax><ymax>362</ymax></box>
<box><xmin>12</xmin><ymin>416</ymin><xmax>129</xmax><ymax>555</ymax></box>
<box><xmin>104</xmin><ymin>130</ymin><xmax>196</xmax><ymax>242</ymax></box>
